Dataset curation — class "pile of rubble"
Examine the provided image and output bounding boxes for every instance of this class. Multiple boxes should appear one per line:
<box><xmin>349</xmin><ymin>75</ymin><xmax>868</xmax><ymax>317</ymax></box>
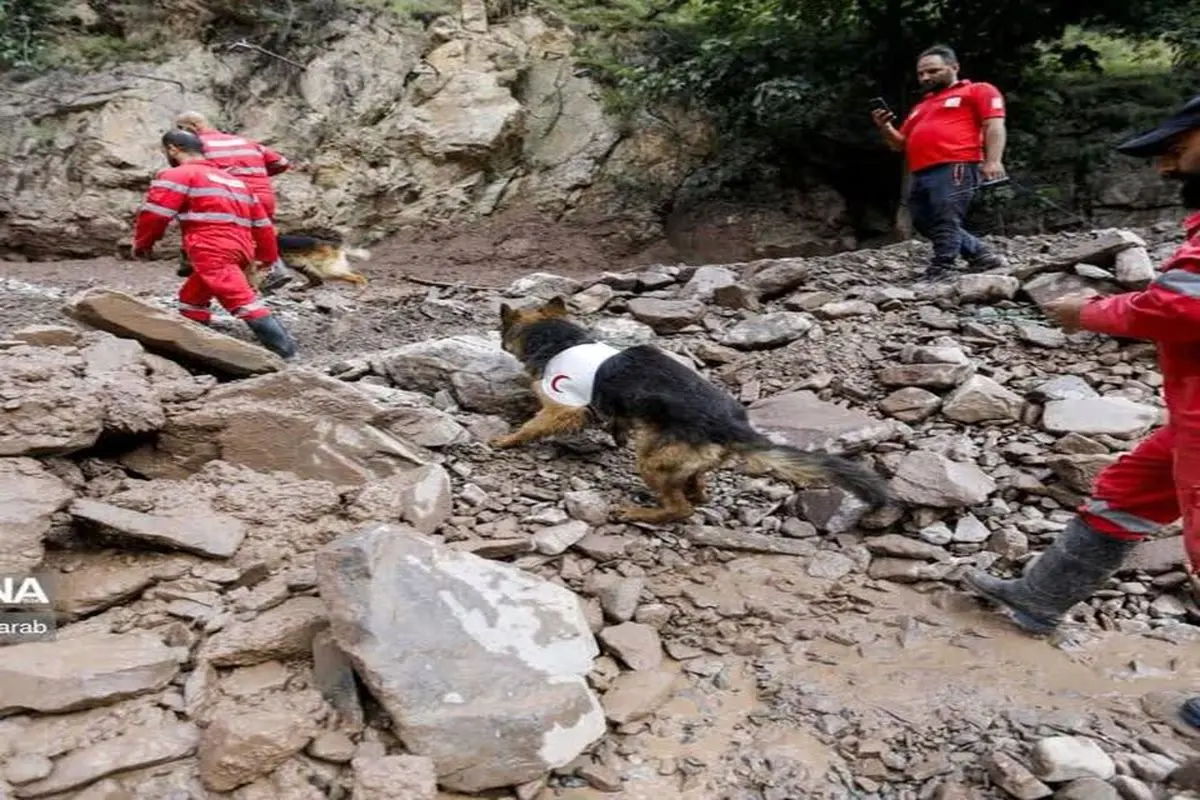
<box><xmin>0</xmin><ymin>224</ymin><xmax>1198</xmax><ymax>799</ymax></box>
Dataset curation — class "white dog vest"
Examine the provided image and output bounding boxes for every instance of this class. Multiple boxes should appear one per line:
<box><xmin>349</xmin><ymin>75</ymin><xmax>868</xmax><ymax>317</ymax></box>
<box><xmin>540</xmin><ymin>342</ymin><xmax>620</xmax><ymax>407</ymax></box>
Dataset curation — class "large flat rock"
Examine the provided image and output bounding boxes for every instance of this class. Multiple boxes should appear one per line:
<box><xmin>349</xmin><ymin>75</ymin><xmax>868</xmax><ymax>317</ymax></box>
<box><xmin>748</xmin><ymin>390</ymin><xmax>905</xmax><ymax>455</ymax></box>
<box><xmin>120</xmin><ymin>368</ymin><xmax>431</xmax><ymax>484</ymax></box>
<box><xmin>69</xmin><ymin>497</ymin><xmax>246</xmax><ymax>558</ymax></box>
<box><xmin>373</xmin><ymin>334</ymin><xmax>532</xmax><ymax>416</ymax></box>
<box><xmin>316</xmin><ymin>524</ymin><xmax>606</xmax><ymax>793</ymax></box>
<box><xmin>65</xmin><ymin>288</ymin><xmax>283</xmax><ymax>377</ymax></box>
<box><xmin>0</xmin><ymin>630</ymin><xmax>182</xmax><ymax>715</ymax></box>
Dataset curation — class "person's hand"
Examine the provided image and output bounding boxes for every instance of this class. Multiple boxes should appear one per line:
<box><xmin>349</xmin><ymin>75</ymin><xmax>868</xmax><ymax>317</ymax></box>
<box><xmin>871</xmin><ymin>108</ymin><xmax>896</xmax><ymax>129</ymax></box>
<box><xmin>1042</xmin><ymin>292</ymin><xmax>1097</xmax><ymax>333</ymax></box>
<box><xmin>981</xmin><ymin>159</ymin><xmax>1007</xmax><ymax>181</ymax></box>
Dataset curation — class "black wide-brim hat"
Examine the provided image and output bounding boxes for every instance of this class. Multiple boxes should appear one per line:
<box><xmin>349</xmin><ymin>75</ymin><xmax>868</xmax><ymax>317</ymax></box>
<box><xmin>1116</xmin><ymin>94</ymin><xmax>1200</xmax><ymax>157</ymax></box>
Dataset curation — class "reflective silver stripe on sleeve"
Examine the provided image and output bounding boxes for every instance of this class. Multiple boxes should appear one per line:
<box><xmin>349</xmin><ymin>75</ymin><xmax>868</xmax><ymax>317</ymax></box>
<box><xmin>1152</xmin><ymin>268</ymin><xmax>1200</xmax><ymax>297</ymax></box>
<box><xmin>203</xmin><ymin>137</ymin><xmax>250</xmax><ymax>148</ymax></box>
<box><xmin>177</xmin><ymin>211</ymin><xmax>253</xmax><ymax>227</ymax></box>
<box><xmin>251</xmin><ymin>218</ymin><xmax>272</xmax><ymax>227</ymax></box>
<box><xmin>150</xmin><ymin>179</ymin><xmax>191</xmax><ymax>193</ymax></box>
<box><xmin>1082</xmin><ymin>499</ymin><xmax>1162</xmax><ymax>534</ymax></box>
<box><xmin>207</xmin><ymin>148</ymin><xmax>264</xmax><ymax>159</ymax></box>
<box><xmin>187</xmin><ymin>187</ymin><xmax>257</xmax><ymax>204</ymax></box>
<box><xmin>226</xmin><ymin>166</ymin><xmax>269</xmax><ymax>176</ymax></box>
<box><xmin>141</xmin><ymin>202</ymin><xmax>178</xmax><ymax>218</ymax></box>
<box><xmin>178</xmin><ymin>302</ymin><xmax>211</xmax><ymax>311</ymax></box>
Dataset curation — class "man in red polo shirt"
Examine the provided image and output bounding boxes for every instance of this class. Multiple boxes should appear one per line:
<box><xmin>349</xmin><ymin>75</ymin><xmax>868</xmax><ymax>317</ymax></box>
<box><xmin>872</xmin><ymin>45</ymin><xmax>1008</xmax><ymax>281</ymax></box>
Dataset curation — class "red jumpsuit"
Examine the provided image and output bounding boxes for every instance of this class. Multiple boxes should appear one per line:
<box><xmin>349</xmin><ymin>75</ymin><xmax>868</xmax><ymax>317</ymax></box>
<box><xmin>1077</xmin><ymin>210</ymin><xmax>1200</xmax><ymax>574</ymax></box>
<box><xmin>132</xmin><ymin>159</ymin><xmax>279</xmax><ymax>324</ymax></box>
<box><xmin>195</xmin><ymin>130</ymin><xmax>290</xmax><ymax>220</ymax></box>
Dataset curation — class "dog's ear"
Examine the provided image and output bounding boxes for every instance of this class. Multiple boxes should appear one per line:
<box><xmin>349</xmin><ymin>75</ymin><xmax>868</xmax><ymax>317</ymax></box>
<box><xmin>542</xmin><ymin>296</ymin><xmax>568</xmax><ymax>317</ymax></box>
<box><xmin>500</xmin><ymin>302</ymin><xmax>517</xmax><ymax>328</ymax></box>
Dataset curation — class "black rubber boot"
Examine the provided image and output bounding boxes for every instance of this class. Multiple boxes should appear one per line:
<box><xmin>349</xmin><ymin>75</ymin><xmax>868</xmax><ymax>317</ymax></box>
<box><xmin>258</xmin><ymin>259</ymin><xmax>294</xmax><ymax>295</ymax></box>
<box><xmin>961</xmin><ymin>517</ymin><xmax>1138</xmax><ymax>635</ymax></box>
<box><xmin>919</xmin><ymin>261</ymin><xmax>955</xmax><ymax>282</ymax></box>
<box><xmin>245</xmin><ymin>314</ymin><xmax>298</xmax><ymax>361</ymax></box>
<box><xmin>965</xmin><ymin>251</ymin><xmax>1008</xmax><ymax>273</ymax></box>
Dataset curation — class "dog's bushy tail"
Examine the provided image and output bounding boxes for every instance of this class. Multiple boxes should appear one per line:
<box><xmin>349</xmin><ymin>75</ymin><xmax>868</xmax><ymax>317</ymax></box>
<box><xmin>733</xmin><ymin>437</ymin><xmax>891</xmax><ymax>509</ymax></box>
<box><xmin>343</xmin><ymin>247</ymin><xmax>371</xmax><ymax>261</ymax></box>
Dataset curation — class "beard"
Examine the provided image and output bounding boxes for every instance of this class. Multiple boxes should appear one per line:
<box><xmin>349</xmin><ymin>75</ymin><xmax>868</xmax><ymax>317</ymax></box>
<box><xmin>1179</xmin><ymin>174</ymin><xmax>1200</xmax><ymax>209</ymax></box>
<box><xmin>919</xmin><ymin>76</ymin><xmax>952</xmax><ymax>92</ymax></box>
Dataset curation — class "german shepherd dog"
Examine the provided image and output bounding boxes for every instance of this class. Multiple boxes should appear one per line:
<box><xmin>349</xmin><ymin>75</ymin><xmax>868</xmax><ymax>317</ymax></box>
<box><xmin>263</xmin><ymin>228</ymin><xmax>371</xmax><ymax>291</ymax></box>
<box><xmin>176</xmin><ymin>228</ymin><xmax>371</xmax><ymax>290</ymax></box>
<box><xmin>492</xmin><ymin>296</ymin><xmax>892</xmax><ymax>524</ymax></box>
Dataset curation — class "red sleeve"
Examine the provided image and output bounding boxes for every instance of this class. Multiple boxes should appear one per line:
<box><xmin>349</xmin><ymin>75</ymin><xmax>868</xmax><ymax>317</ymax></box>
<box><xmin>898</xmin><ymin>108</ymin><xmax>918</xmax><ymax>138</ymax></box>
<box><xmin>249</xmin><ymin>197</ymin><xmax>280</xmax><ymax>265</ymax></box>
<box><xmin>1079</xmin><ymin>267</ymin><xmax>1200</xmax><ymax>343</ymax></box>
<box><xmin>132</xmin><ymin>168</ymin><xmax>189</xmax><ymax>253</ymax></box>
<box><xmin>260</xmin><ymin>144</ymin><xmax>290</xmax><ymax>176</ymax></box>
<box><xmin>971</xmin><ymin>83</ymin><xmax>1006</xmax><ymax>120</ymax></box>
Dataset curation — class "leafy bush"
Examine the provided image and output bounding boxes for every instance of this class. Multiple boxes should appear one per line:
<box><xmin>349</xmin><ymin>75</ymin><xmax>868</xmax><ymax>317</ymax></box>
<box><xmin>0</xmin><ymin>0</ymin><xmax>55</xmax><ymax>67</ymax></box>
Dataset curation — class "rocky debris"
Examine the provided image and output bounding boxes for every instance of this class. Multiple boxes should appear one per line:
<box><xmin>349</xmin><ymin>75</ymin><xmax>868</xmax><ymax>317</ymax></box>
<box><xmin>0</xmin><ymin>345</ymin><xmax>107</xmax><ymax>456</ymax></box>
<box><xmin>317</xmin><ymin>524</ymin><xmax>606</xmax><ymax>792</ymax></box>
<box><xmin>65</xmin><ymin>289</ymin><xmax>283</xmax><ymax>377</ymax></box>
<box><xmin>0</xmin><ymin>631</ymin><xmax>182</xmax><ymax>714</ymax></box>
<box><xmin>373</xmin><ymin>334</ymin><xmax>532</xmax><ymax>415</ymax></box>
<box><xmin>2</xmin><ymin>223</ymin><xmax>1199</xmax><ymax>800</ymax></box>
<box><xmin>0</xmin><ymin>457</ymin><xmax>75</xmax><ymax>574</ymax></box>
<box><xmin>122</xmin><ymin>368</ymin><xmax>432</xmax><ymax>484</ymax></box>
<box><xmin>13</xmin><ymin>722</ymin><xmax>198</xmax><ymax>798</ymax></box>
<box><xmin>69</xmin><ymin>497</ymin><xmax>246</xmax><ymax>558</ymax></box>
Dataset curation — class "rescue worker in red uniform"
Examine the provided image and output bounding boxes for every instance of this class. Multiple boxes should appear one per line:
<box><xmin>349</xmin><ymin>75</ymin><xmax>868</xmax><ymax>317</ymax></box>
<box><xmin>132</xmin><ymin>129</ymin><xmax>298</xmax><ymax>359</ymax></box>
<box><xmin>872</xmin><ymin>45</ymin><xmax>1009</xmax><ymax>281</ymax></box>
<box><xmin>174</xmin><ymin>111</ymin><xmax>294</xmax><ymax>293</ymax></box>
<box><xmin>963</xmin><ymin>95</ymin><xmax>1200</xmax><ymax>636</ymax></box>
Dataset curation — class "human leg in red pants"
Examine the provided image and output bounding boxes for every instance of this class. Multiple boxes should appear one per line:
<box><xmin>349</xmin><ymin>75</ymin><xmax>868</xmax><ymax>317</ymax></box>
<box><xmin>963</xmin><ymin>427</ymin><xmax>1178</xmax><ymax>634</ymax></box>
<box><xmin>178</xmin><ymin>248</ymin><xmax>297</xmax><ymax>358</ymax></box>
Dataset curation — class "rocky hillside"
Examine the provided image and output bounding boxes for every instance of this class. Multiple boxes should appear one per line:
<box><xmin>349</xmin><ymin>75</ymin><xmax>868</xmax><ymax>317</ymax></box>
<box><xmin>0</xmin><ymin>223</ymin><xmax>1199</xmax><ymax>799</ymax></box>
<box><xmin>0</xmin><ymin>0</ymin><xmax>709</xmax><ymax>261</ymax></box>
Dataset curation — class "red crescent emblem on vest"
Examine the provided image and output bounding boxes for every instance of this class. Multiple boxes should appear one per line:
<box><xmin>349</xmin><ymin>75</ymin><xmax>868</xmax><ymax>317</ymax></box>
<box><xmin>549</xmin><ymin>374</ymin><xmax>568</xmax><ymax>393</ymax></box>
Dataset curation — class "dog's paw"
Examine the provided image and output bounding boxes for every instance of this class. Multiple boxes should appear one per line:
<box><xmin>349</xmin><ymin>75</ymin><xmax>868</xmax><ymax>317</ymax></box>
<box><xmin>488</xmin><ymin>435</ymin><xmax>520</xmax><ymax>449</ymax></box>
<box><xmin>613</xmin><ymin>504</ymin><xmax>656</xmax><ymax>523</ymax></box>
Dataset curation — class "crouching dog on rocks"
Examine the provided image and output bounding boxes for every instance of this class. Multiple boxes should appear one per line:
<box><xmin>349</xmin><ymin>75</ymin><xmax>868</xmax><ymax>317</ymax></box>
<box><xmin>131</xmin><ymin>129</ymin><xmax>299</xmax><ymax>360</ymax></box>
<box><xmin>490</xmin><ymin>296</ymin><xmax>891</xmax><ymax>524</ymax></box>
<box><xmin>962</xmin><ymin>95</ymin><xmax>1200</xmax><ymax>635</ymax></box>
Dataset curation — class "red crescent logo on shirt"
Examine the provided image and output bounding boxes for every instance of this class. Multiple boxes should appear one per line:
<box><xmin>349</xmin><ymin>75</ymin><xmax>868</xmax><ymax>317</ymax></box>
<box><xmin>549</xmin><ymin>374</ymin><xmax>568</xmax><ymax>393</ymax></box>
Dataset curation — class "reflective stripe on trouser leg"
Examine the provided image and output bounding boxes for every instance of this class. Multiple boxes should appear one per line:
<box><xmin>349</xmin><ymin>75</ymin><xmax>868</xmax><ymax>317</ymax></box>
<box><xmin>187</xmin><ymin>249</ymin><xmax>265</xmax><ymax>319</ymax></box>
<box><xmin>1077</xmin><ymin>426</ymin><xmax>1179</xmax><ymax>542</ymax></box>
<box><xmin>231</xmin><ymin>300</ymin><xmax>270</xmax><ymax>321</ymax></box>
<box><xmin>178</xmin><ymin>302</ymin><xmax>212</xmax><ymax>323</ymax></box>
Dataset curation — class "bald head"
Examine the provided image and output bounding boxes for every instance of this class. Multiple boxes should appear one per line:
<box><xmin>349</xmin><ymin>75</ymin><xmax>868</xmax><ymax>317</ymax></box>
<box><xmin>174</xmin><ymin>111</ymin><xmax>211</xmax><ymax>135</ymax></box>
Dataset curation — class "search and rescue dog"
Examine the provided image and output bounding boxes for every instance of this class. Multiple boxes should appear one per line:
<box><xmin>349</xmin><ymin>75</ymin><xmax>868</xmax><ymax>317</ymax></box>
<box><xmin>490</xmin><ymin>296</ymin><xmax>892</xmax><ymax>524</ymax></box>
<box><xmin>262</xmin><ymin>228</ymin><xmax>372</xmax><ymax>291</ymax></box>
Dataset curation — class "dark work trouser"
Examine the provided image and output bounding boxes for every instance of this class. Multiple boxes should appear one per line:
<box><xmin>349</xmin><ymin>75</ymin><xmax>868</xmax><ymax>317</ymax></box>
<box><xmin>907</xmin><ymin>161</ymin><xmax>986</xmax><ymax>267</ymax></box>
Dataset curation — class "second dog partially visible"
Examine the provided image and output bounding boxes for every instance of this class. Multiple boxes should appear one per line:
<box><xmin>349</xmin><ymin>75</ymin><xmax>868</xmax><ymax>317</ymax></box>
<box><xmin>267</xmin><ymin>228</ymin><xmax>371</xmax><ymax>290</ymax></box>
<box><xmin>491</xmin><ymin>296</ymin><xmax>892</xmax><ymax>525</ymax></box>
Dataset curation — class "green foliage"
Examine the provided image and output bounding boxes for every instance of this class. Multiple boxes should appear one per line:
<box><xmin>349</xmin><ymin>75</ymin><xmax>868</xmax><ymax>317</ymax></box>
<box><xmin>0</xmin><ymin>0</ymin><xmax>55</xmax><ymax>67</ymax></box>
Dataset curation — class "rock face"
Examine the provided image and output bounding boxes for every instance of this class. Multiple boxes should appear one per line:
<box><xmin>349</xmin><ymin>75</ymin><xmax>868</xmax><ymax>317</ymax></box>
<box><xmin>121</xmin><ymin>368</ymin><xmax>431</xmax><ymax>483</ymax></box>
<box><xmin>316</xmin><ymin>524</ymin><xmax>607</xmax><ymax>792</ymax></box>
<box><xmin>0</xmin><ymin>345</ymin><xmax>107</xmax><ymax>456</ymax></box>
<box><xmin>0</xmin><ymin>458</ymin><xmax>75</xmax><ymax>574</ymax></box>
<box><xmin>374</xmin><ymin>335</ymin><xmax>532</xmax><ymax>416</ymax></box>
<box><xmin>0</xmin><ymin>8</ymin><xmax>706</xmax><ymax>259</ymax></box>
<box><xmin>66</xmin><ymin>289</ymin><xmax>283</xmax><ymax>377</ymax></box>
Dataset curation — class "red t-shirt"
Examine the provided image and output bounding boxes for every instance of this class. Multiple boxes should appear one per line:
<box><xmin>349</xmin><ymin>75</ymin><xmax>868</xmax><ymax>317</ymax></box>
<box><xmin>899</xmin><ymin>79</ymin><xmax>1005</xmax><ymax>173</ymax></box>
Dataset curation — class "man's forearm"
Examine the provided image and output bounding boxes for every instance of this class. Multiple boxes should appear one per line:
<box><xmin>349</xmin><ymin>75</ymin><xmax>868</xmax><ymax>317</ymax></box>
<box><xmin>984</xmin><ymin>120</ymin><xmax>1006</xmax><ymax>163</ymax></box>
<box><xmin>880</xmin><ymin>125</ymin><xmax>905</xmax><ymax>152</ymax></box>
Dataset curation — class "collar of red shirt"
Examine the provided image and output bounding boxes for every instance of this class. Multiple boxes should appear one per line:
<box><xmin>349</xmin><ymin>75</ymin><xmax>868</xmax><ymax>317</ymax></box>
<box><xmin>923</xmin><ymin>79</ymin><xmax>972</xmax><ymax>100</ymax></box>
<box><xmin>1185</xmin><ymin>210</ymin><xmax>1200</xmax><ymax>238</ymax></box>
